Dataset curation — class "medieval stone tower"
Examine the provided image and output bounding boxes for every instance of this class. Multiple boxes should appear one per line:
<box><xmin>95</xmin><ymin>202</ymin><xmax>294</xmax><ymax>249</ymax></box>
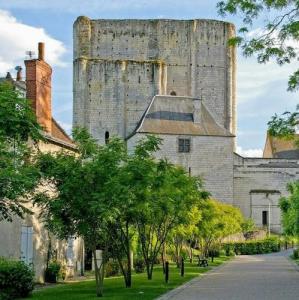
<box><xmin>73</xmin><ymin>17</ymin><xmax>236</xmax><ymax>144</ymax></box>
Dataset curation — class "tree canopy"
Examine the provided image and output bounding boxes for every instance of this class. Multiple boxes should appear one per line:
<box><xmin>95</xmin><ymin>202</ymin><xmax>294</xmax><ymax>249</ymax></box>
<box><xmin>279</xmin><ymin>182</ymin><xmax>299</xmax><ymax>236</ymax></box>
<box><xmin>218</xmin><ymin>0</ymin><xmax>299</xmax><ymax>91</ymax></box>
<box><xmin>0</xmin><ymin>82</ymin><xmax>42</xmax><ymax>221</ymax></box>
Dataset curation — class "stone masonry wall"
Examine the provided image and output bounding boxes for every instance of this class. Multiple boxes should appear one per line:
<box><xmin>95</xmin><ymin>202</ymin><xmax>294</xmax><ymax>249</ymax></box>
<box><xmin>128</xmin><ymin>133</ymin><xmax>235</xmax><ymax>204</ymax></box>
<box><xmin>233</xmin><ymin>154</ymin><xmax>299</xmax><ymax>232</ymax></box>
<box><xmin>73</xmin><ymin>17</ymin><xmax>236</xmax><ymax>144</ymax></box>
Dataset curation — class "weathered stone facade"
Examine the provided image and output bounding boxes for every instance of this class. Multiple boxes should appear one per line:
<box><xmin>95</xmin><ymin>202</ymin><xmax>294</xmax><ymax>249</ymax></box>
<box><xmin>73</xmin><ymin>17</ymin><xmax>236</xmax><ymax>144</ymax></box>
<box><xmin>73</xmin><ymin>17</ymin><xmax>299</xmax><ymax>233</ymax></box>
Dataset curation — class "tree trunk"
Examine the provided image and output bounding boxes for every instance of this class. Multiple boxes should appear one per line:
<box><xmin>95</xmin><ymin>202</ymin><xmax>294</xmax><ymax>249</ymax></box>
<box><xmin>148</xmin><ymin>261</ymin><xmax>154</xmax><ymax>280</ymax></box>
<box><xmin>161</xmin><ymin>243</ymin><xmax>166</xmax><ymax>274</ymax></box>
<box><xmin>189</xmin><ymin>245</ymin><xmax>193</xmax><ymax>263</ymax></box>
<box><xmin>92</xmin><ymin>248</ymin><xmax>103</xmax><ymax>297</ymax></box>
<box><xmin>146</xmin><ymin>260</ymin><xmax>152</xmax><ymax>280</ymax></box>
<box><xmin>125</xmin><ymin>222</ymin><xmax>132</xmax><ymax>287</ymax></box>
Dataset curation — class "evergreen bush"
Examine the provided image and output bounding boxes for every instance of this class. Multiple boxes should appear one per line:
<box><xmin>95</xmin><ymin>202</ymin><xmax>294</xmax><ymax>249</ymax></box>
<box><xmin>223</xmin><ymin>238</ymin><xmax>280</xmax><ymax>255</ymax></box>
<box><xmin>0</xmin><ymin>257</ymin><xmax>34</xmax><ymax>300</ymax></box>
<box><xmin>134</xmin><ymin>258</ymin><xmax>145</xmax><ymax>273</ymax></box>
<box><xmin>105</xmin><ymin>260</ymin><xmax>120</xmax><ymax>277</ymax></box>
<box><xmin>293</xmin><ymin>248</ymin><xmax>299</xmax><ymax>259</ymax></box>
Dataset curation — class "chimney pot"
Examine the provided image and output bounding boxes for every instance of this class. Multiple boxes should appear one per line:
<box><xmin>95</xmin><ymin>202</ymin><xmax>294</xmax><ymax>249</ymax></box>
<box><xmin>38</xmin><ymin>42</ymin><xmax>45</xmax><ymax>61</ymax></box>
<box><xmin>16</xmin><ymin>66</ymin><xmax>22</xmax><ymax>81</ymax></box>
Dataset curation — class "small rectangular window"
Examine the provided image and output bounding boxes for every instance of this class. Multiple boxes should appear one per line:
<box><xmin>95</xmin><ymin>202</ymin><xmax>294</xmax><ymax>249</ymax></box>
<box><xmin>262</xmin><ymin>211</ymin><xmax>268</xmax><ymax>226</ymax></box>
<box><xmin>178</xmin><ymin>138</ymin><xmax>190</xmax><ymax>153</ymax></box>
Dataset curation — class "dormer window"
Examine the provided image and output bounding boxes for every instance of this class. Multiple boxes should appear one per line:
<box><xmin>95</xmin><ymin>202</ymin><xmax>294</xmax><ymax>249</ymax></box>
<box><xmin>178</xmin><ymin>138</ymin><xmax>190</xmax><ymax>153</ymax></box>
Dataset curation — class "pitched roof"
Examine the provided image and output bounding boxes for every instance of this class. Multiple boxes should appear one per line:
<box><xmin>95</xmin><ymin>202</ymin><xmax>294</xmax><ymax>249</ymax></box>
<box><xmin>50</xmin><ymin>118</ymin><xmax>73</xmax><ymax>144</ymax></box>
<box><xmin>263</xmin><ymin>132</ymin><xmax>299</xmax><ymax>159</ymax></box>
<box><xmin>135</xmin><ymin>95</ymin><xmax>233</xmax><ymax>137</ymax></box>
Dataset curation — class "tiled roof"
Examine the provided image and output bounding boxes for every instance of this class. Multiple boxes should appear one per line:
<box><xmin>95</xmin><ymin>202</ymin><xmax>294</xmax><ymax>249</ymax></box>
<box><xmin>264</xmin><ymin>133</ymin><xmax>299</xmax><ymax>159</ymax></box>
<box><xmin>135</xmin><ymin>95</ymin><xmax>233</xmax><ymax>137</ymax></box>
<box><xmin>51</xmin><ymin>118</ymin><xmax>73</xmax><ymax>145</ymax></box>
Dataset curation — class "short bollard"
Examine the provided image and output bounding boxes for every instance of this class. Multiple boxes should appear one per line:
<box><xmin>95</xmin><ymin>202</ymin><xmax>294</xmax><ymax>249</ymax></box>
<box><xmin>165</xmin><ymin>261</ymin><xmax>169</xmax><ymax>283</ymax></box>
<box><xmin>181</xmin><ymin>258</ymin><xmax>184</xmax><ymax>277</ymax></box>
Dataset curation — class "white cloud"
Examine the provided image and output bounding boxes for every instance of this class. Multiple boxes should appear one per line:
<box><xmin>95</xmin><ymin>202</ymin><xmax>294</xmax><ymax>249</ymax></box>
<box><xmin>0</xmin><ymin>10</ymin><xmax>66</xmax><ymax>77</ymax></box>
<box><xmin>236</xmin><ymin>146</ymin><xmax>263</xmax><ymax>158</ymax></box>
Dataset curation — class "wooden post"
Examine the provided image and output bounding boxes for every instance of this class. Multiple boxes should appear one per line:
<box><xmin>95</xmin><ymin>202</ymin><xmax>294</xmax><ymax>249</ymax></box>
<box><xmin>181</xmin><ymin>258</ymin><xmax>184</xmax><ymax>277</ymax></box>
<box><xmin>165</xmin><ymin>261</ymin><xmax>169</xmax><ymax>283</ymax></box>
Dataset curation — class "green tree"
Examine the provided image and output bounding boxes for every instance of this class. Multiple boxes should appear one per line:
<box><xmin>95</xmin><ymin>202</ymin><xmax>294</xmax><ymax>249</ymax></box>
<box><xmin>218</xmin><ymin>0</ymin><xmax>299</xmax><ymax>91</ymax></box>
<box><xmin>35</xmin><ymin>128</ymin><xmax>126</xmax><ymax>297</ymax></box>
<box><xmin>197</xmin><ymin>199</ymin><xmax>244</xmax><ymax>256</ymax></box>
<box><xmin>127</xmin><ymin>137</ymin><xmax>207</xmax><ymax>279</ymax></box>
<box><xmin>0</xmin><ymin>82</ymin><xmax>42</xmax><ymax>221</ymax></box>
<box><xmin>279</xmin><ymin>182</ymin><xmax>299</xmax><ymax>236</ymax></box>
<box><xmin>169</xmin><ymin>206</ymin><xmax>201</xmax><ymax>266</ymax></box>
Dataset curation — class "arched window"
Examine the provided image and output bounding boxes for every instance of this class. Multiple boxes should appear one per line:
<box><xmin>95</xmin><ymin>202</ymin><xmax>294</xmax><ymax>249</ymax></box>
<box><xmin>170</xmin><ymin>91</ymin><xmax>177</xmax><ymax>96</ymax></box>
<box><xmin>105</xmin><ymin>131</ymin><xmax>109</xmax><ymax>144</ymax></box>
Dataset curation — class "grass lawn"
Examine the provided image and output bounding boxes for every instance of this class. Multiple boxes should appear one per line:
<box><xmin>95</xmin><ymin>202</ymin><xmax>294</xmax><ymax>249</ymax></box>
<box><xmin>28</xmin><ymin>256</ymin><xmax>230</xmax><ymax>300</ymax></box>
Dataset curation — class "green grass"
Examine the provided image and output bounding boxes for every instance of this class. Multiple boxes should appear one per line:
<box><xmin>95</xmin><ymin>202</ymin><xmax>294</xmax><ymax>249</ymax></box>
<box><xmin>29</xmin><ymin>257</ymin><xmax>230</xmax><ymax>300</ymax></box>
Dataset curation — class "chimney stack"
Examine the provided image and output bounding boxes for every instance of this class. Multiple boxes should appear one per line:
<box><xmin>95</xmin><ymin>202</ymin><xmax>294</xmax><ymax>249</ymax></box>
<box><xmin>5</xmin><ymin>72</ymin><xmax>12</xmax><ymax>80</ymax></box>
<box><xmin>16</xmin><ymin>66</ymin><xmax>22</xmax><ymax>81</ymax></box>
<box><xmin>38</xmin><ymin>42</ymin><xmax>45</xmax><ymax>61</ymax></box>
<box><xmin>25</xmin><ymin>42</ymin><xmax>52</xmax><ymax>133</ymax></box>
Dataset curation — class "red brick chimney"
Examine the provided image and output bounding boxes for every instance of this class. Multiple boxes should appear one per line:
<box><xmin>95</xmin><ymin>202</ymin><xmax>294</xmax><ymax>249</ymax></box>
<box><xmin>25</xmin><ymin>42</ymin><xmax>52</xmax><ymax>133</ymax></box>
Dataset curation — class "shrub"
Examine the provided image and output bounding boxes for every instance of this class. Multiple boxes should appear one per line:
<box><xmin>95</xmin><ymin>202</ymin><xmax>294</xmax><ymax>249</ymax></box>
<box><xmin>208</xmin><ymin>249</ymin><xmax>220</xmax><ymax>258</ymax></box>
<box><xmin>293</xmin><ymin>248</ymin><xmax>299</xmax><ymax>259</ymax></box>
<box><xmin>134</xmin><ymin>258</ymin><xmax>145</xmax><ymax>273</ymax></box>
<box><xmin>223</xmin><ymin>237</ymin><xmax>280</xmax><ymax>255</ymax></box>
<box><xmin>0</xmin><ymin>257</ymin><xmax>34</xmax><ymax>300</ymax></box>
<box><xmin>105</xmin><ymin>260</ymin><xmax>120</xmax><ymax>277</ymax></box>
<box><xmin>45</xmin><ymin>260</ymin><xmax>61</xmax><ymax>283</ymax></box>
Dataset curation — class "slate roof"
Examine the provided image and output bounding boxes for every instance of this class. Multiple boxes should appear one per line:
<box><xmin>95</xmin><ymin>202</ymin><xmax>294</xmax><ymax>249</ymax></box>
<box><xmin>135</xmin><ymin>95</ymin><xmax>233</xmax><ymax>137</ymax></box>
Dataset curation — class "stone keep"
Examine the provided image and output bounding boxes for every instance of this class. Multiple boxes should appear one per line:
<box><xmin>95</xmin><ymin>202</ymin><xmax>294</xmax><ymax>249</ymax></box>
<box><xmin>73</xmin><ymin>17</ymin><xmax>236</xmax><ymax>144</ymax></box>
<box><xmin>74</xmin><ymin>17</ymin><xmax>299</xmax><ymax>232</ymax></box>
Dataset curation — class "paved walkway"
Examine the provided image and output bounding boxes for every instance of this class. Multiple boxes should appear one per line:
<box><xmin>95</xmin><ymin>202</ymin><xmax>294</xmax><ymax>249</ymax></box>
<box><xmin>157</xmin><ymin>250</ymin><xmax>299</xmax><ymax>300</ymax></box>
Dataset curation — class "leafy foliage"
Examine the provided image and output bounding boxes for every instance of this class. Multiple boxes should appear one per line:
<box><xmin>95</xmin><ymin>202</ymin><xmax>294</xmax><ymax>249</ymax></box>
<box><xmin>217</xmin><ymin>0</ymin><xmax>299</xmax><ymax>91</ymax></box>
<box><xmin>0</xmin><ymin>257</ymin><xmax>34</xmax><ymax>300</ymax></box>
<box><xmin>0</xmin><ymin>82</ymin><xmax>42</xmax><ymax>221</ymax></box>
<box><xmin>35</xmin><ymin>128</ymin><xmax>126</xmax><ymax>296</ymax></box>
<box><xmin>279</xmin><ymin>181</ymin><xmax>299</xmax><ymax>236</ymax></box>
<box><xmin>197</xmin><ymin>199</ymin><xmax>244</xmax><ymax>256</ymax></box>
<box><xmin>224</xmin><ymin>237</ymin><xmax>280</xmax><ymax>255</ymax></box>
<box><xmin>267</xmin><ymin>105</ymin><xmax>299</xmax><ymax>139</ymax></box>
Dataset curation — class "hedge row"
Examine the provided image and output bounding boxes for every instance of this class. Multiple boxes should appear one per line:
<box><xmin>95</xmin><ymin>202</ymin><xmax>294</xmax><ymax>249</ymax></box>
<box><xmin>223</xmin><ymin>238</ymin><xmax>281</xmax><ymax>255</ymax></box>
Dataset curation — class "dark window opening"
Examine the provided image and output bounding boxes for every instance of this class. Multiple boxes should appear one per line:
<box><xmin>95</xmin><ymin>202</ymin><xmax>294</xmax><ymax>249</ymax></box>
<box><xmin>178</xmin><ymin>138</ymin><xmax>190</xmax><ymax>153</ymax></box>
<box><xmin>170</xmin><ymin>91</ymin><xmax>177</xmax><ymax>96</ymax></box>
<box><xmin>262</xmin><ymin>211</ymin><xmax>268</xmax><ymax>226</ymax></box>
<box><xmin>105</xmin><ymin>131</ymin><xmax>110</xmax><ymax>144</ymax></box>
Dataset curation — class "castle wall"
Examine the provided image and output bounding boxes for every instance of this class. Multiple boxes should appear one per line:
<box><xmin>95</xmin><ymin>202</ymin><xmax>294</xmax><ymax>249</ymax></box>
<box><xmin>73</xmin><ymin>18</ymin><xmax>236</xmax><ymax>143</ymax></box>
<box><xmin>128</xmin><ymin>133</ymin><xmax>235</xmax><ymax>204</ymax></box>
<box><xmin>233</xmin><ymin>155</ymin><xmax>299</xmax><ymax>232</ymax></box>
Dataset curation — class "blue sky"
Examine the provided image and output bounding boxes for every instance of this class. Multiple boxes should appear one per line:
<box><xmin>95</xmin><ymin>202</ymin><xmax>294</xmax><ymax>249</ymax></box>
<box><xmin>0</xmin><ymin>0</ymin><xmax>298</xmax><ymax>156</ymax></box>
